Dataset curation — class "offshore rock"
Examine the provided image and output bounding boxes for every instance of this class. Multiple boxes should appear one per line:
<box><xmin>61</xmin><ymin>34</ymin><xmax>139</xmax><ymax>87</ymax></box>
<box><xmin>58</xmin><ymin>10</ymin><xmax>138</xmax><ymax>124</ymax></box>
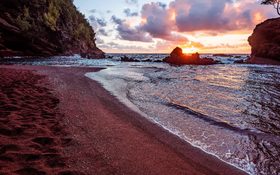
<box><xmin>163</xmin><ymin>47</ymin><xmax>218</xmax><ymax>65</ymax></box>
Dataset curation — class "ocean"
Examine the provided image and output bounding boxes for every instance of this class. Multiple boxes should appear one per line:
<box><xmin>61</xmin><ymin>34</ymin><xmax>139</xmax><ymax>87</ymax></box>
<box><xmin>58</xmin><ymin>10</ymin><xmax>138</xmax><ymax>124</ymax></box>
<box><xmin>2</xmin><ymin>54</ymin><xmax>280</xmax><ymax>175</ymax></box>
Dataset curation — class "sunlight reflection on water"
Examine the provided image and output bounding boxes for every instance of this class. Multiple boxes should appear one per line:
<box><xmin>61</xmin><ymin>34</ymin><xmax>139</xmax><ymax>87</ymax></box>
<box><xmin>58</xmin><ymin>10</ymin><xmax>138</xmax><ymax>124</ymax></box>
<box><xmin>88</xmin><ymin>64</ymin><xmax>280</xmax><ymax>175</ymax></box>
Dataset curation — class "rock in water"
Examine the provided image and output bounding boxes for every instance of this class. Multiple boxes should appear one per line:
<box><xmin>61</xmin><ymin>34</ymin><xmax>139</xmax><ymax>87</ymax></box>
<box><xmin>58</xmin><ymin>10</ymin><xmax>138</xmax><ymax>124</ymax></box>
<box><xmin>248</xmin><ymin>18</ymin><xmax>280</xmax><ymax>63</ymax></box>
<box><xmin>0</xmin><ymin>0</ymin><xmax>104</xmax><ymax>58</ymax></box>
<box><xmin>163</xmin><ymin>47</ymin><xmax>218</xmax><ymax>65</ymax></box>
<box><xmin>120</xmin><ymin>56</ymin><xmax>140</xmax><ymax>62</ymax></box>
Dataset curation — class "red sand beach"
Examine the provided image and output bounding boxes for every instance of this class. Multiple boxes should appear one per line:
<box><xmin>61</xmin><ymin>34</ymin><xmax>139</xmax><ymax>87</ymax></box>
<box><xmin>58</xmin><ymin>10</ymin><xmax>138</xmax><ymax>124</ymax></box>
<box><xmin>0</xmin><ymin>65</ymin><xmax>247</xmax><ymax>175</ymax></box>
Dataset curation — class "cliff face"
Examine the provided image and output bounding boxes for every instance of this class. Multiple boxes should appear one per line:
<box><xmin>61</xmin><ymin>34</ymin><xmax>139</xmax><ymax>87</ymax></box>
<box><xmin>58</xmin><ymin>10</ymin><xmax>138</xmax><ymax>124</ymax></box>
<box><xmin>0</xmin><ymin>0</ymin><xmax>104</xmax><ymax>58</ymax></box>
<box><xmin>248</xmin><ymin>18</ymin><xmax>280</xmax><ymax>62</ymax></box>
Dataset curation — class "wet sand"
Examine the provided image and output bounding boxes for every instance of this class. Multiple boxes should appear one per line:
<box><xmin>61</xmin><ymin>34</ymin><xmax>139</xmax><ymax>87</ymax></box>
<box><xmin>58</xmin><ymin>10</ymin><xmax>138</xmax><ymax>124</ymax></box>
<box><xmin>0</xmin><ymin>65</ymin><xmax>247</xmax><ymax>175</ymax></box>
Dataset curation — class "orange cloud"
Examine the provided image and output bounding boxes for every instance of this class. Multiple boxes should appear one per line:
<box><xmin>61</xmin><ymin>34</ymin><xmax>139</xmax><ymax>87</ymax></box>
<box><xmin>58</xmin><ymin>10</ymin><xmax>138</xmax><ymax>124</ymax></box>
<box><xmin>102</xmin><ymin>0</ymin><xmax>277</xmax><ymax>53</ymax></box>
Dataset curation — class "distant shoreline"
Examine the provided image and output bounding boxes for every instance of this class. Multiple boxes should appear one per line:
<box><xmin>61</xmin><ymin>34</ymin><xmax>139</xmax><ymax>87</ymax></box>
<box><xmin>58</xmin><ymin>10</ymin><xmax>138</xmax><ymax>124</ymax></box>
<box><xmin>0</xmin><ymin>65</ymin><xmax>247</xmax><ymax>175</ymax></box>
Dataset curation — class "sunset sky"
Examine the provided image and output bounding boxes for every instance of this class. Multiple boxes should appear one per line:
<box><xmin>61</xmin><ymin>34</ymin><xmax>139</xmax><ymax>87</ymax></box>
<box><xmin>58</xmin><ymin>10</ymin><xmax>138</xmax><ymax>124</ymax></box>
<box><xmin>73</xmin><ymin>0</ymin><xmax>276</xmax><ymax>54</ymax></box>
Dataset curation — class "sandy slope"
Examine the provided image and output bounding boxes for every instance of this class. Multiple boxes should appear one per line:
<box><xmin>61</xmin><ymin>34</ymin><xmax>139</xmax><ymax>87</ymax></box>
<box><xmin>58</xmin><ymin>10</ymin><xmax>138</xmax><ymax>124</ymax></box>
<box><xmin>0</xmin><ymin>65</ymin><xmax>247</xmax><ymax>175</ymax></box>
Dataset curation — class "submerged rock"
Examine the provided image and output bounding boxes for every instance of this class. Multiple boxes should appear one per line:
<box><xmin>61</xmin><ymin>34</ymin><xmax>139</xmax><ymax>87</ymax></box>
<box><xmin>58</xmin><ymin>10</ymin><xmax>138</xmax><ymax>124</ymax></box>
<box><xmin>119</xmin><ymin>55</ymin><xmax>162</xmax><ymax>62</ymax></box>
<box><xmin>212</xmin><ymin>54</ymin><xmax>233</xmax><ymax>57</ymax></box>
<box><xmin>120</xmin><ymin>56</ymin><xmax>140</xmax><ymax>62</ymax></box>
<box><xmin>248</xmin><ymin>17</ymin><xmax>280</xmax><ymax>64</ymax></box>
<box><xmin>0</xmin><ymin>0</ymin><xmax>104</xmax><ymax>58</ymax></box>
<box><xmin>234</xmin><ymin>59</ymin><xmax>244</xmax><ymax>64</ymax></box>
<box><xmin>163</xmin><ymin>47</ymin><xmax>218</xmax><ymax>65</ymax></box>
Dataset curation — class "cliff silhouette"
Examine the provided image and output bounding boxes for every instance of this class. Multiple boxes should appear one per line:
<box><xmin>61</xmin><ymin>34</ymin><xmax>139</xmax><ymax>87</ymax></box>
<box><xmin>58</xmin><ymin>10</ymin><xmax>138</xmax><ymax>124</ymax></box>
<box><xmin>248</xmin><ymin>17</ymin><xmax>280</xmax><ymax>64</ymax></box>
<box><xmin>0</xmin><ymin>0</ymin><xmax>104</xmax><ymax>58</ymax></box>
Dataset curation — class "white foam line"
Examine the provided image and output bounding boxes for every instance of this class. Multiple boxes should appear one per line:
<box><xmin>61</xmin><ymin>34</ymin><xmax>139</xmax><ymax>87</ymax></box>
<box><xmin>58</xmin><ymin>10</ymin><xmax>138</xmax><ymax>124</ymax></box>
<box><xmin>85</xmin><ymin>69</ymin><xmax>253</xmax><ymax>175</ymax></box>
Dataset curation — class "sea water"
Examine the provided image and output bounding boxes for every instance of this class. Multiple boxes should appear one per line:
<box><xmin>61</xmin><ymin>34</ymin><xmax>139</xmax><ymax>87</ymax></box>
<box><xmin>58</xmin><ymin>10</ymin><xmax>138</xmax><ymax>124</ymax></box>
<box><xmin>3</xmin><ymin>54</ymin><xmax>280</xmax><ymax>175</ymax></box>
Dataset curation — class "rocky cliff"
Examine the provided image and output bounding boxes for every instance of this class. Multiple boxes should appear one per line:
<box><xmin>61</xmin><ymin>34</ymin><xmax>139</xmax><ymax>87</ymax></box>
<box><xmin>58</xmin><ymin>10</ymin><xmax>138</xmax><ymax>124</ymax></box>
<box><xmin>0</xmin><ymin>0</ymin><xmax>104</xmax><ymax>58</ymax></box>
<box><xmin>248</xmin><ymin>18</ymin><xmax>280</xmax><ymax>63</ymax></box>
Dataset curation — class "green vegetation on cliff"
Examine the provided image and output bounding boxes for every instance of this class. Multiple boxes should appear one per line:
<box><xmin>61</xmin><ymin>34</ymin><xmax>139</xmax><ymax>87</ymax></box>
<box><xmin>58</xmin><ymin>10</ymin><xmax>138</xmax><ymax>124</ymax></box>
<box><xmin>43</xmin><ymin>1</ymin><xmax>60</xmax><ymax>31</ymax></box>
<box><xmin>0</xmin><ymin>0</ymin><xmax>104</xmax><ymax>57</ymax></box>
<box><xmin>16</xmin><ymin>6</ymin><xmax>32</xmax><ymax>31</ymax></box>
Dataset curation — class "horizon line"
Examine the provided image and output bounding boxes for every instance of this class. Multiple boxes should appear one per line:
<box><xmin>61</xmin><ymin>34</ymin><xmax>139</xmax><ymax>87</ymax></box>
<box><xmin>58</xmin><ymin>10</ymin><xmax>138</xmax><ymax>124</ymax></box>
<box><xmin>105</xmin><ymin>52</ymin><xmax>251</xmax><ymax>55</ymax></box>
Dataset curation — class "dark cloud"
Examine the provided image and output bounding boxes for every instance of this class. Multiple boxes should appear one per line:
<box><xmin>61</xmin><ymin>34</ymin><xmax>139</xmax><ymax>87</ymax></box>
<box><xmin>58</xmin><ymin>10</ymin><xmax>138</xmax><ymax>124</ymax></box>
<box><xmin>89</xmin><ymin>9</ymin><xmax>96</xmax><ymax>13</ymax></box>
<box><xmin>111</xmin><ymin>3</ymin><xmax>188</xmax><ymax>43</ymax></box>
<box><xmin>107</xmin><ymin>42</ymin><xmax>119</xmax><ymax>47</ymax></box>
<box><xmin>98</xmin><ymin>28</ymin><xmax>108</xmax><ymax>36</ymax></box>
<box><xmin>89</xmin><ymin>16</ymin><xmax>108</xmax><ymax>37</ymax></box>
<box><xmin>124</xmin><ymin>8</ymin><xmax>138</xmax><ymax>17</ymax></box>
<box><xmin>117</xmin><ymin>26</ymin><xmax>152</xmax><ymax>42</ymax></box>
<box><xmin>138</xmin><ymin>2</ymin><xmax>190</xmax><ymax>42</ymax></box>
<box><xmin>125</xmin><ymin>0</ymin><xmax>138</xmax><ymax>5</ymax></box>
<box><xmin>96</xmin><ymin>37</ymin><xmax>105</xmax><ymax>44</ymax></box>
<box><xmin>173</xmin><ymin>0</ymin><xmax>235</xmax><ymax>31</ymax></box>
<box><xmin>111</xmin><ymin>15</ymin><xmax>152</xmax><ymax>42</ymax></box>
<box><xmin>140</xmin><ymin>2</ymin><xmax>173</xmax><ymax>39</ymax></box>
<box><xmin>170</xmin><ymin>0</ymin><xmax>274</xmax><ymax>32</ymax></box>
<box><xmin>97</xmin><ymin>19</ymin><xmax>107</xmax><ymax>27</ymax></box>
<box><xmin>89</xmin><ymin>16</ymin><xmax>107</xmax><ymax>28</ymax></box>
<box><xmin>111</xmin><ymin>15</ymin><xmax>122</xmax><ymax>25</ymax></box>
<box><xmin>110</xmin><ymin>0</ymin><xmax>275</xmax><ymax>44</ymax></box>
<box><xmin>158</xmin><ymin>2</ymin><xmax>167</xmax><ymax>8</ymax></box>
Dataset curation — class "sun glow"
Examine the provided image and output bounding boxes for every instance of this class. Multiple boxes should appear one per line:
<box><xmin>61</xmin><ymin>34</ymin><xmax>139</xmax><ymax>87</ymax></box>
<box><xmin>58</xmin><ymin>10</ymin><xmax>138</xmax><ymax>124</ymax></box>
<box><xmin>182</xmin><ymin>46</ymin><xmax>199</xmax><ymax>54</ymax></box>
<box><xmin>141</xmin><ymin>18</ymin><xmax>147</xmax><ymax>24</ymax></box>
<box><xmin>253</xmin><ymin>12</ymin><xmax>265</xmax><ymax>24</ymax></box>
<box><xmin>170</xmin><ymin>11</ymin><xmax>176</xmax><ymax>21</ymax></box>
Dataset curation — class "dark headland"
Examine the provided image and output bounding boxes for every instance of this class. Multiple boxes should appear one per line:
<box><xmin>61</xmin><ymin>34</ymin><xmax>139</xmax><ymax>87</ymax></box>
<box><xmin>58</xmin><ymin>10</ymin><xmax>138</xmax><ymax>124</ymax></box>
<box><xmin>0</xmin><ymin>0</ymin><xmax>104</xmax><ymax>58</ymax></box>
<box><xmin>247</xmin><ymin>17</ymin><xmax>280</xmax><ymax>65</ymax></box>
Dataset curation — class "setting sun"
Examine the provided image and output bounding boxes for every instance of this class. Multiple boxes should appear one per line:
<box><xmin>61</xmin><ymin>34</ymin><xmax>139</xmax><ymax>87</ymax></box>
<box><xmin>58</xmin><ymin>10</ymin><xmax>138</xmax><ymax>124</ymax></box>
<box><xmin>182</xmin><ymin>46</ymin><xmax>199</xmax><ymax>54</ymax></box>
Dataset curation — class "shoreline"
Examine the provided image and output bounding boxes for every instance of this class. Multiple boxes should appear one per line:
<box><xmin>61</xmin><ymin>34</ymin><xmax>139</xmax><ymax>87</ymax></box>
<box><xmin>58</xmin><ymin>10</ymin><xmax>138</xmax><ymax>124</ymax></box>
<box><xmin>0</xmin><ymin>65</ymin><xmax>248</xmax><ymax>175</ymax></box>
<box><xmin>86</xmin><ymin>67</ymin><xmax>250</xmax><ymax>174</ymax></box>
